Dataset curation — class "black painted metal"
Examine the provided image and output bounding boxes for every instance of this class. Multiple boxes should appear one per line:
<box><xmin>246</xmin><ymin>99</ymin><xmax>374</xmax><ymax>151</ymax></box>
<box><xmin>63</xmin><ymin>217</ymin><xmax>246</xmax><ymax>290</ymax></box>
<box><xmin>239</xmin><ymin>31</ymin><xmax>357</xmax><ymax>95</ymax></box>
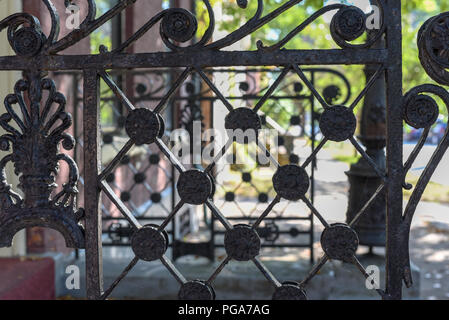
<box><xmin>0</xmin><ymin>0</ymin><xmax>447</xmax><ymax>301</ymax></box>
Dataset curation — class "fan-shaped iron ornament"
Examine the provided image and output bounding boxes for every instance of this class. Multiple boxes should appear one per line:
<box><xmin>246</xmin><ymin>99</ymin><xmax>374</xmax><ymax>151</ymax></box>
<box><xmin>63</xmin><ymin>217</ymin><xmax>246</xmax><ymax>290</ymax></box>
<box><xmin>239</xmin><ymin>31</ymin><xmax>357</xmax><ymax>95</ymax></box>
<box><xmin>0</xmin><ymin>72</ymin><xmax>84</xmax><ymax>248</ymax></box>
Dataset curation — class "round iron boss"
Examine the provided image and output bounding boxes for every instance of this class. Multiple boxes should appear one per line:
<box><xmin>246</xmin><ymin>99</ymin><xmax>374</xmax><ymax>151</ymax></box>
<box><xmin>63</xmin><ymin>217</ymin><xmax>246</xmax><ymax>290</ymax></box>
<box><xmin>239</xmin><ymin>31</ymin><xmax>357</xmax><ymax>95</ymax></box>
<box><xmin>177</xmin><ymin>169</ymin><xmax>214</xmax><ymax>205</ymax></box>
<box><xmin>319</xmin><ymin>105</ymin><xmax>356</xmax><ymax>142</ymax></box>
<box><xmin>161</xmin><ymin>8</ymin><xmax>198</xmax><ymax>43</ymax></box>
<box><xmin>320</xmin><ymin>223</ymin><xmax>359</xmax><ymax>262</ymax></box>
<box><xmin>131</xmin><ymin>225</ymin><xmax>168</xmax><ymax>261</ymax></box>
<box><xmin>12</xmin><ymin>27</ymin><xmax>43</xmax><ymax>56</ymax></box>
<box><xmin>404</xmin><ymin>94</ymin><xmax>439</xmax><ymax>129</ymax></box>
<box><xmin>125</xmin><ymin>108</ymin><xmax>163</xmax><ymax>145</ymax></box>
<box><xmin>225</xmin><ymin>108</ymin><xmax>261</xmax><ymax>143</ymax></box>
<box><xmin>331</xmin><ymin>6</ymin><xmax>366</xmax><ymax>42</ymax></box>
<box><xmin>272</xmin><ymin>164</ymin><xmax>310</xmax><ymax>201</ymax></box>
<box><xmin>272</xmin><ymin>282</ymin><xmax>307</xmax><ymax>300</ymax></box>
<box><xmin>178</xmin><ymin>280</ymin><xmax>215</xmax><ymax>300</ymax></box>
<box><xmin>224</xmin><ymin>224</ymin><xmax>261</xmax><ymax>261</ymax></box>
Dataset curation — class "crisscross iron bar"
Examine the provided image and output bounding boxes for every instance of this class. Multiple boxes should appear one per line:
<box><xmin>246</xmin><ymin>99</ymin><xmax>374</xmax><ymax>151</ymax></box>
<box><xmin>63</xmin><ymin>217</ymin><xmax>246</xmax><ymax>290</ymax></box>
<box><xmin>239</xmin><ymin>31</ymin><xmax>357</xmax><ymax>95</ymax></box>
<box><xmin>205</xmin><ymin>138</ymin><xmax>234</xmax><ymax>173</ymax></box>
<box><xmin>352</xmin><ymin>256</ymin><xmax>385</xmax><ymax>298</ymax></box>
<box><xmin>299</xmin><ymin>255</ymin><xmax>328</xmax><ymax>287</ymax></box>
<box><xmin>159</xmin><ymin>201</ymin><xmax>185</xmax><ymax>230</ymax></box>
<box><xmin>160</xmin><ymin>255</ymin><xmax>187</xmax><ymax>284</ymax></box>
<box><xmin>301</xmin><ymin>138</ymin><xmax>328</xmax><ymax>169</ymax></box>
<box><xmin>300</xmin><ymin>195</ymin><xmax>329</xmax><ymax>228</ymax></box>
<box><xmin>349</xmin><ymin>184</ymin><xmax>386</xmax><ymax>227</ymax></box>
<box><xmin>98</xmin><ymin>139</ymin><xmax>134</xmax><ymax>181</ymax></box>
<box><xmin>207</xmin><ymin>256</ymin><xmax>232</xmax><ymax>284</ymax></box>
<box><xmin>196</xmin><ymin>67</ymin><xmax>235</xmax><ymax>112</ymax></box>
<box><xmin>156</xmin><ymin>137</ymin><xmax>186</xmax><ymax>173</ymax></box>
<box><xmin>154</xmin><ymin>67</ymin><xmax>193</xmax><ymax>113</ymax></box>
<box><xmin>206</xmin><ymin>200</ymin><xmax>233</xmax><ymax>231</ymax></box>
<box><xmin>252</xmin><ymin>195</ymin><xmax>282</xmax><ymax>229</ymax></box>
<box><xmin>350</xmin><ymin>137</ymin><xmax>387</xmax><ymax>181</ymax></box>
<box><xmin>256</xmin><ymin>139</ymin><xmax>280</xmax><ymax>168</ymax></box>
<box><xmin>349</xmin><ymin>65</ymin><xmax>385</xmax><ymax>111</ymax></box>
<box><xmin>100</xmin><ymin>71</ymin><xmax>136</xmax><ymax>112</ymax></box>
<box><xmin>100</xmin><ymin>181</ymin><xmax>142</xmax><ymax>229</ymax></box>
<box><xmin>253</xmin><ymin>65</ymin><xmax>292</xmax><ymax>112</ymax></box>
<box><xmin>293</xmin><ymin>64</ymin><xmax>330</xmax><ymax>109</ymax></box>
<box><xmin>100</xmin><ymin>256</ymin><xmax>140</xmax><ymax>300</ymax></box>
<box><xmin>252</xmin><ymin>257</ymin><xmax>282</xmax><ymax>288</ymax></box>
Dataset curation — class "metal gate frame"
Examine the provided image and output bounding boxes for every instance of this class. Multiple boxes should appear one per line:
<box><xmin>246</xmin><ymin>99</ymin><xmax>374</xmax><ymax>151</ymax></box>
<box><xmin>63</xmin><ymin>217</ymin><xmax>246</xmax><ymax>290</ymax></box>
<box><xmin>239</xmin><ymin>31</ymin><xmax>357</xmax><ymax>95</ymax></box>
<box><xmin>0</xmin><ymin>0</ymin><xmax>448</xmax><ymax>300</ymax></box>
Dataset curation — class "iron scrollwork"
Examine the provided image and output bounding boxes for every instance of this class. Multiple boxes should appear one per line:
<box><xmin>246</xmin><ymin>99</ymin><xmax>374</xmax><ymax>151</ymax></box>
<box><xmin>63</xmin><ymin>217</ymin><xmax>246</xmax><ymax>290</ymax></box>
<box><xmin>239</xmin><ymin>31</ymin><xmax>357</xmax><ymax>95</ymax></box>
<box><xmin>418</xmin><ymin>12</ymin><xmax>449</xmax><ymax>86</ymax></box>
<box><xmin>394</xmin><ymin>12</ymin><xmax>449</xmax><ymax>289</ymax></box>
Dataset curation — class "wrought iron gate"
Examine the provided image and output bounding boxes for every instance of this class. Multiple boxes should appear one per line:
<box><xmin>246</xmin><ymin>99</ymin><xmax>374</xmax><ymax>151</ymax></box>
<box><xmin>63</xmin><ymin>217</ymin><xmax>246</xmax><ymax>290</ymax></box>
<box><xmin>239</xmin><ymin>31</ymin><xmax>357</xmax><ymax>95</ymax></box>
<box><xmin>0</xmin><ymin>0</ymin><xmax>448</xmax><ymax>300</ymax></box>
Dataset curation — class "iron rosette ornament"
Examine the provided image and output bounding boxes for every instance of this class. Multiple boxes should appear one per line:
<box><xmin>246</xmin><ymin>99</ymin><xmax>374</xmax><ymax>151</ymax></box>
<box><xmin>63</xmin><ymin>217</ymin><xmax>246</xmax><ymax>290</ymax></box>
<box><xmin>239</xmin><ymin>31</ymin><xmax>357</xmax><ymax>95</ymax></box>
<box><xmin>257</xmin><ymin>0</ymin><xmax>385</xmax><ymax>52</ymax></box>
<box><xmin>0</xmin><ymin>71</ymin><xmax>85</xmax><ymax>249</ymax></box>
<box><xmin>418</xmin><ymin>12</ymin><xmax>449</xmax><ymax>86</ymax></box>
<box><xmin>0</xmin><ymin>0</ymin><xmax>138</xmax><ymax>56</ymax></box>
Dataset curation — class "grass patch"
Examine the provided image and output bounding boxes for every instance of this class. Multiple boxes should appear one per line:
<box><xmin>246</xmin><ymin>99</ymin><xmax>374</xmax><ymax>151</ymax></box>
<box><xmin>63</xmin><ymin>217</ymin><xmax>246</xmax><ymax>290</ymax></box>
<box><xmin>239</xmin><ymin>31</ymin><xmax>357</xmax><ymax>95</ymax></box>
<box><xmin>404</xmin><ymin>173</ymin><xmax>449</xmax><ymax>203</ymax></box>
<box><xmin>326</xmin><ymin>141</ymin><xmax>361</xmax><ymax>165</ymax></box>
<box><xmin>333</xmin><ymin>154</ymin><xmax>360</xmax><ymax>165</ymax></box>
<box><xmin>327</xmin><ymin>142</ymin><xmax>449</xmax><ymax>203</ymax></box>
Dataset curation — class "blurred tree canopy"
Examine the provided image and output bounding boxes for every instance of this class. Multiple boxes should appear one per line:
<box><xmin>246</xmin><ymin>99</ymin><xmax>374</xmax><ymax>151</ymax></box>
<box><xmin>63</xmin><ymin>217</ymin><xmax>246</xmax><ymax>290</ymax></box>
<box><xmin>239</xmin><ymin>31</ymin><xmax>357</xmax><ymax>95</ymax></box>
<box><xmin>91</xmin><ymin>0</ymin><xmax>112</xmax><ymax>53</ymax></box>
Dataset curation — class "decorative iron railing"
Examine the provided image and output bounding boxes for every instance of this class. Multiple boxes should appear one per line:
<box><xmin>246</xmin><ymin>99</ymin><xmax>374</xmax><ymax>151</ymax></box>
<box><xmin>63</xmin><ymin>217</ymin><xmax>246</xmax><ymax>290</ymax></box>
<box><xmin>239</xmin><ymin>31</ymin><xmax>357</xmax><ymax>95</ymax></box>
<box><xmin>0</xmin><ymin>0</ymin><xmax>447</xmax><ymax>300</ymax></box>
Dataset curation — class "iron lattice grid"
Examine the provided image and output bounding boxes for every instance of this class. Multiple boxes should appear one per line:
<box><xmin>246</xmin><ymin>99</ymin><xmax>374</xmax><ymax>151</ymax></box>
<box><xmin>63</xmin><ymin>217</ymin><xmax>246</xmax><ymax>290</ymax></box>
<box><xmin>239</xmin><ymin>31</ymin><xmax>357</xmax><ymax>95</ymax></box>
<box><xmin>0</xmin><ymin>0</ymin><xmax>447</xmax><ymax>300</ymax></box>
<box><xmin>58</xmin><ymin>67</ymin><xmax>351</xmax><ymax>265</ymax></box>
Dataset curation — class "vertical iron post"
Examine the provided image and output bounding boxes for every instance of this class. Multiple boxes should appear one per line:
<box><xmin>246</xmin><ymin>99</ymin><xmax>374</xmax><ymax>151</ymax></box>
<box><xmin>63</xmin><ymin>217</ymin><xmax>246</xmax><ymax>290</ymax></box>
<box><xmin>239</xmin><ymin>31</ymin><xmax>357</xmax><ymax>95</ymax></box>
<box><xmin>384</xmin><ymin>0</ymin><xmax>404</xmax><ymax>300</ymax></box>
<box><xmin>83</xmin><ymin>69</ymin><xmax>103</xmax><ymax>299</ymax></box>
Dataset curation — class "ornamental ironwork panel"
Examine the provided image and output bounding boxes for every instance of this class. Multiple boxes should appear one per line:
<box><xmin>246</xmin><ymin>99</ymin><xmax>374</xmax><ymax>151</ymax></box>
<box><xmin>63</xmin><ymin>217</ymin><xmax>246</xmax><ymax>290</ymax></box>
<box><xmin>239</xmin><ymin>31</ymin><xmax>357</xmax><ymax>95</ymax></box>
<box><xmin>61</xmin><ymin>67</ymin><xmax>351</xmax><ymax>264</ymax></box>
<box><xmin>0</xmin><ymin>0</ymin><xmax>448</xmax><ymax>301</ymax></box>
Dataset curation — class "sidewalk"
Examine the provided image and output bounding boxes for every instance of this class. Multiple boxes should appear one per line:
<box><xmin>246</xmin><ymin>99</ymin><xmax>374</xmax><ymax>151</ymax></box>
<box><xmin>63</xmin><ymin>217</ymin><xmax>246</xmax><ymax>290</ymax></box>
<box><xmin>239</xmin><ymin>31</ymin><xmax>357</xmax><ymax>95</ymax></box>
<box><xmin>312</xmin><ymin>154</ymin><xmax>449</xmax><ymax>300</ymax></box>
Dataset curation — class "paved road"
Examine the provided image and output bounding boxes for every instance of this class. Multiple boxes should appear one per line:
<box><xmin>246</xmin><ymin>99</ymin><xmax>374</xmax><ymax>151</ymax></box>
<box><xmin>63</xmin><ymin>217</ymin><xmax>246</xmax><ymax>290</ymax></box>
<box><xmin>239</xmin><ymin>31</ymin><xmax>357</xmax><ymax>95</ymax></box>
<box><xmin>404</xmin><ymin>143</ymin><xmax>449</xmax><ymax>186</ymax></box>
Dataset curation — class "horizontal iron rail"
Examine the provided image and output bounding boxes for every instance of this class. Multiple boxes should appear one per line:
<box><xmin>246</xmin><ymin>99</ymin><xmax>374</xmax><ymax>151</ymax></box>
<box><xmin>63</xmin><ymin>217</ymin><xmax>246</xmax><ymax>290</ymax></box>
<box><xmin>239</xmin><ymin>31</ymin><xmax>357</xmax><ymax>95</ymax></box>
<box><xmin>102</xmin><ymin>216</ymin><xmax>313</xmax><ymax>221</ymax></box>
<box><xmin>101</xmin><ymin>242</ymin><xmax>312</xmax><ymax>248</ymax></box>
<box><xmin>0</xmin><ymin>49</ymin><xmax>388</xmax><ymax>71</ymax></box>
